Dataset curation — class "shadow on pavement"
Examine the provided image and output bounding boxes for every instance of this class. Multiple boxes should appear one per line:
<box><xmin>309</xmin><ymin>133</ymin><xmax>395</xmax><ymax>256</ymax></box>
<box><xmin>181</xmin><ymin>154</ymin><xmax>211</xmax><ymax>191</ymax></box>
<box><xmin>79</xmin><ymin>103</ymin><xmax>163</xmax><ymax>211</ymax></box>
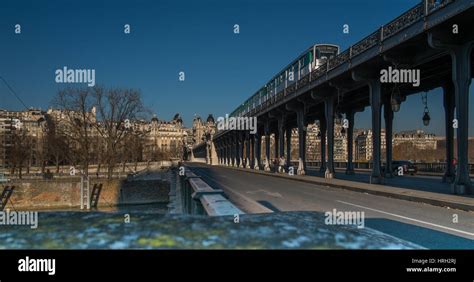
<box><xmin>365</xmin><ymin>218</ymin><xmax>474</xmax><ymax>249</ymax></box>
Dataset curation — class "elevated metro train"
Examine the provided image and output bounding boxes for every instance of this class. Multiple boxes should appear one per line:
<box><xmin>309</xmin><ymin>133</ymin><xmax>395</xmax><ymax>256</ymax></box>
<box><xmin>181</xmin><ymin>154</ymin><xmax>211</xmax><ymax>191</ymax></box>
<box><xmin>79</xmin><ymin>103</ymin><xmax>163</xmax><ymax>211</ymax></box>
<box><xmin>230</xmin><ymin>44</ymin><xmax>340</xmax><ymax>118</ymax></box>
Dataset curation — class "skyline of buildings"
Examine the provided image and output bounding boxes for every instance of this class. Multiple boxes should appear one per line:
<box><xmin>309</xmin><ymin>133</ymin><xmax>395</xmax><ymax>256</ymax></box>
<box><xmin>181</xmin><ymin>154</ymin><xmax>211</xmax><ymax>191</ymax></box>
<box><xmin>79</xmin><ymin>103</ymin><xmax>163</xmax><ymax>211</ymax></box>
<box><xmin>0</xmin><ymin>106</ymin><xmax>463</xmax><ymax>173</ymax></box>
<box><xmin>0</xmin><ymin>107</ymin><xmax>215</xmax><ymax>172</ymax></box>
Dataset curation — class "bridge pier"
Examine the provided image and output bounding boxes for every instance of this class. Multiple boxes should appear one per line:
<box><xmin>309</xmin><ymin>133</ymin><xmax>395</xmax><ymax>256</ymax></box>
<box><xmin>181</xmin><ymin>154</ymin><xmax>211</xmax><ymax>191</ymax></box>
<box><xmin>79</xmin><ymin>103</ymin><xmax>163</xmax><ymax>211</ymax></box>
<box><xmin>205</xmin><ymin>141</ymin><xmax>210</xmax><ymax>165</ymax></box>
<box><xmin>319</xmin><ymin>114</ymin><xmax>327</xmax><ymax>174</ymax></box>
<box><xmin>443</xmin><ymin>82</ymin><xmax>455</xmax><ymax>183</ymax></box>
<box><xmin>254</xmin><ymin>131</ymin><xmax>261</xmax><ymax>170</ymax></box>
<box><xmin>220</xmin><ymin>140</ymin><xmax>224</xmax><ymax>165</ymax></box>
<box><xmin>189</xmin><ymin>145</ymin><xmax>195</xmax><ymax>162</ymax></box>
<box><xmin>220</xmin><ymin>144</ymin><xmax>224</xmax><ymax>165</ymax></box>
<box><xmin>249</xmin><ymin>132</ymin><xmax>255</xmax><ymax>168</ymax></box>
<box><xmin>277</xmin><ymin>115</ymin><xmax>286</xmax><ymax>173</ymax></box>
<box><xmin>225</xmin><ymin>138</ymin><xmax>230</xmax><ymax>166</ymax></box>
<box><xmin>216</xmin><ymin>142</ymin><xmax>221</xmax><ymax>165</ymax></box>
<box><xmin>324</xmin><ymin>96</ymin><xmax>335</xmax><ymax>179</ymax></box>
<box><xmin>221</xmin><ymin>144</ymin><xmax>225</xmax><ymax>165</ymax></box>
<box><xmin>227</xmin><ymin>137</ymin><xmax>232</xmax><ymax>166</ymax></box>
<box><xmin>210</xmin><ymin>140</ymin><xmax>218</xmax><ymax>165</ymax></box>
<box><xmin>264</xmin><ymin>120</ymin><xmax>271</xmax><ymax>171</ymax></box>
<box><xmin>297</xmin><ymin>110</ymin><xmax>306</xmax><ymax>175</ymax></box>
<box><xmin>428</xmin><ymin>32</ymin><xmax>473</xmax><ymax>194</ymax></box>
<box><xmin>345</xmin><ymin>109</ymin><xmax>355</xmax><ymax>175</ymax></box>
<box><xmin>221</xmin><ymin>143</ymin><xmax>225</xmax><ymax>165</ymax></box>
<box><xmin>238</xmin><ymin>132</ymin><xmax>244</xmax><ymax>168</ymax></box>
<box><xmin>450</xmin><ymin>44</ymin><xmax>472</xmax><ymax>194</ymax></box>
<box><xmin>245</xmin><ymin>132</ymin><xmax>251</xmax><ymax>168</ymax></box>
<box><xmin>383</xmin><ymin>99</ymin><xmax>394</xmax><ymax>178</ymax></box>
<box><xmin>286</xmin><ymin>103</ymin><xmax>306</xmax><ymax>175</ymax></box>
<box><xmin>369</xmin><ymin>79</ymin><xmax>383</xmax><ymax>184</ymax></box>
<box><xmin>226</xmin><ymin>137</ymin><xmax>230</xmax><ymax>166</ymax></box>
<box><xmin>286</xmin><ymin>126</ymin><xmax>292</xmax><ymax>171</ymax></box>
<box><xmin>353</xmin><ymin>71</ymin><xmax>383</xmax><ymax>184</ymax></box>
<box><xmin>233</xmin><ymin>133</ymin><xmax>238</xmax><ymax>167</ymax></box>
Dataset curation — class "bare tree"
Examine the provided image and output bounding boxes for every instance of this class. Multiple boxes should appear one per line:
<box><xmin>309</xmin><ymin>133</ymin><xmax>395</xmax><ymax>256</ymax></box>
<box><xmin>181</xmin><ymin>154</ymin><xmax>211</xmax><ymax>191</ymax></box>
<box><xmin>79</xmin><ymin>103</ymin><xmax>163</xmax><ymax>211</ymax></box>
<box><xmin>121</xmin><ymin>131</ymin><xmax>145</xmax><ymax>172</ymax></box>
<box><xmin>44</xmin><ymin>116</ymin><xmax>69</xmax><ymax>173</ymax></box>
<box><xmin>91</xmin><ymin>86</ymin><xmax>145</xmax><ymax>178</ymax></box>
<box><xmin>51</xmin><ymin>87</ymin><xmax>96</xmax><ymax>176</ymax></box>
<box><xmin>51</xmin><ymin>86</ymin><xmax>146</xmax><ymax>178</ymax></box>
<box><xmin>9</xmin><ymin>128</ymin><xmax>33</xmax><ymax>179</ymax></box>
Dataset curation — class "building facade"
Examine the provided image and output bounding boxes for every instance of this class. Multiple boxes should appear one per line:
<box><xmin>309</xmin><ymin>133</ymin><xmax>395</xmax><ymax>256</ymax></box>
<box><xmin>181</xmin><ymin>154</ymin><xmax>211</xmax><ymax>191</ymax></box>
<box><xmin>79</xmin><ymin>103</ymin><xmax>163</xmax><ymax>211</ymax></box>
<box><xmin>0</xmin><ymin>108</ymin><xmax>192</xmax><ymax>170</ymax></box>
<box><xmin>393</xmin><ymin>130</ymin><xmax>437</xmax><ymax>150</ymax></box>
<box><xmin>0</xmin><ymin>108</ymin><xmax>48</xmax><ymax>169</ymax></box>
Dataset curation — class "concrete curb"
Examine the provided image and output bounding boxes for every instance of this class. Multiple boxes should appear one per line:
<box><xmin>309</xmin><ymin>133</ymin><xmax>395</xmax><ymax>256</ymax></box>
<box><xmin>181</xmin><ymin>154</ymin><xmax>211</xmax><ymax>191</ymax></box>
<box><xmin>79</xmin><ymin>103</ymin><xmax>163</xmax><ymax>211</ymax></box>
<box><xmin>186</xmin><ymin>167</ymin><xmax>273</xmax><ymax>214</ymax></box>
<box><xmin>183</xmin><ymin>169</ymin><xmax>244</xmax><ymax>216</ymax></box>
<box><xmin>216</xmin><ymin>184</ymin><xmax>274</xmax><ymax>214</ymax></box>
<box><xmin>215</xmin><ymin>165</ymin><xmax>474</xmax><ymax>212</ymax></box>
<box><xmin>323</xmin><ymin>167</ymin><xmax>474</xmax><ymax>178</ymax></box>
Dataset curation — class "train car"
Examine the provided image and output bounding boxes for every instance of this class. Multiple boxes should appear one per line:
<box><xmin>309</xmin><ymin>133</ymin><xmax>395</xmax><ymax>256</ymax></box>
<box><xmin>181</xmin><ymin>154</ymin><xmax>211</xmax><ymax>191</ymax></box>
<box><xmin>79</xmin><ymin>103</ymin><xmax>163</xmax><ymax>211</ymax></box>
<box><xmin>314</xmin><ymin>44</ymin><xmax>339</xmax><ymax>67</ymax></box>
<box><xmin>231</xmin><ymin>43</ymin><xmax>340</xmax><ymax>117</ymax></box>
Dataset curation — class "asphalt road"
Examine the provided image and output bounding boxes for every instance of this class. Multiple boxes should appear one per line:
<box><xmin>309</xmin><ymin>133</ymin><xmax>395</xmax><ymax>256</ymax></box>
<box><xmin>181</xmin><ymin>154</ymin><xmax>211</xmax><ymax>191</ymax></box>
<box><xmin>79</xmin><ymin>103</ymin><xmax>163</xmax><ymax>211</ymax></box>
<box><xmin>188</xmin><ymin>163</ymin><xmax>474</xmax><ymax>249</ymax></box>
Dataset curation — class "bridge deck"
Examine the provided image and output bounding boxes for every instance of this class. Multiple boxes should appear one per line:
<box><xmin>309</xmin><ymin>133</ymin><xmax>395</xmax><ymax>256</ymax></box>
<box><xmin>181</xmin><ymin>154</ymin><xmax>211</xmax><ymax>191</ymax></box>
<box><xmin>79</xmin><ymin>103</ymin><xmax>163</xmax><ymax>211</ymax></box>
<box><xmin>187</xmin><ymin>163</ymin><xmax>474</xmax><ymax>249</ymax></box>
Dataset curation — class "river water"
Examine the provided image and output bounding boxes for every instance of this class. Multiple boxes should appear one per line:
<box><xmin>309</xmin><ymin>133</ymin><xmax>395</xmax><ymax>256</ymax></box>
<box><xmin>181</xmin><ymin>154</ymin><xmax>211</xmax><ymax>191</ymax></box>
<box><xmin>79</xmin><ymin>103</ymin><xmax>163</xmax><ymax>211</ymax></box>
<box><xmin>28</xmin><ymin>168</ymin><xmax>205</xmax><ymax>215</ymax></box>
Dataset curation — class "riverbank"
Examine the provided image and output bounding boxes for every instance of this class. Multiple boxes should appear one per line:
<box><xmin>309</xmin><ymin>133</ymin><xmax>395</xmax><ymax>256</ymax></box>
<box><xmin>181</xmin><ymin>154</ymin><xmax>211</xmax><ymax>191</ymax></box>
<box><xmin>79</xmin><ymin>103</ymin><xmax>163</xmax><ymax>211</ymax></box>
<box><xmin>3</xmin><ymin>170</ymin><xmax>170</xmax><ymax>211</ymax></box>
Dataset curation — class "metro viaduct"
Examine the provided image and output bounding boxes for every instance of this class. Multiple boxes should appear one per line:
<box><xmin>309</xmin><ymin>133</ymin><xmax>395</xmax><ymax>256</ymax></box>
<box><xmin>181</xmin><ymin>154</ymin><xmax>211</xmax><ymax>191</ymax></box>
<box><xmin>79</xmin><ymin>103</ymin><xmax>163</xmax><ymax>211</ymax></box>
<box><xmin>209</xmin><ymin>0</ymin><xmax>474</xmax><ymax>195</ymax></box>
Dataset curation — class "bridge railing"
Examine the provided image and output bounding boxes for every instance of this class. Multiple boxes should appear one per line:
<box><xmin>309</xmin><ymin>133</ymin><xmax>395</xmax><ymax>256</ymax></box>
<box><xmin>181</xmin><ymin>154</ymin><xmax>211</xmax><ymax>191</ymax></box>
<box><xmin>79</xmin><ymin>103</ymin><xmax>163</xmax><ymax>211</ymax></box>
<box><xmin>382</xmin><ymin>3</ymin><xmax>424</xmax><ymax>40</ymax></box>
<box><xmin>351</xmin><ymin>30</ymin><xmax>381</xmax><ymax>58</ymax></box>
<box><xmin>182</xmin><ymin>170</ymin><xmax>243</xmax><ymax>216</ymax></box>
<box><xmin>426</xmin><ymin>0</ymin><xmax>455</xmax><ymax>14</ymax></box>
<box><xmin>328</xmin><ymin>48</ymin><xmax>351</xmax><ymax>70</ymax></box>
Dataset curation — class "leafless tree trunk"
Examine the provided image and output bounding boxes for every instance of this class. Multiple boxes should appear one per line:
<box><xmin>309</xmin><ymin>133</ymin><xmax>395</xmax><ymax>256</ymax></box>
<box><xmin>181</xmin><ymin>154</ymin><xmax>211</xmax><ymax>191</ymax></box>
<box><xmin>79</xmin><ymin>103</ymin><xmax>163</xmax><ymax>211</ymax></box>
<box><xmin>10</xmin><ymin>129</ymin><xmax>32</xmax><ymax>179</ymax></box>
<box><xmin>91</xmin><ymin>86</ymin><xmax>145</xmax><ymax>179</ymax></box>
<box><xmin>52</xmin><ymin>88</ymin><xmax>96</xmax><ymax>177</ymax></box>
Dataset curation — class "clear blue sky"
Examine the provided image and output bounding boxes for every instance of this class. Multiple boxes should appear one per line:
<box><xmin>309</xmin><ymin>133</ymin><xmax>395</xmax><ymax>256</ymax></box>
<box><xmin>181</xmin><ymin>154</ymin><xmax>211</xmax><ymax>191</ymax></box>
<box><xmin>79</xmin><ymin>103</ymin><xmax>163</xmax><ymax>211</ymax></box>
<box><xmin>0</xmin><ymin>0</ymin><xmax>473</xmax><ymax>136</ymax></box>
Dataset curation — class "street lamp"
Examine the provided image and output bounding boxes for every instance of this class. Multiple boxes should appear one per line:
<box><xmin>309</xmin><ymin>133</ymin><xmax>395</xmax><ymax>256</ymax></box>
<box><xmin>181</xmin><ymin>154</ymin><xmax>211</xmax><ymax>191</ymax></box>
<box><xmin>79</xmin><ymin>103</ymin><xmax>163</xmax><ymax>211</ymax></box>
<box><xmin>390</xmin><ymin>89</ymin><xmax>401</xmax><ymax>112</ymax></box>
<box><xmin>335</xmin><ymin>112</ymin><xmax>342</xmax><ymax>124</ymax></box>
<box><xmin>422</xmin><ymin>110</ymin><xmax>431</xmax><ymax>126</ymax></box>
<box><xmin>421</xmin><ymin>92</ymin><xmax>430</xmax><ymax>126</ymax></box>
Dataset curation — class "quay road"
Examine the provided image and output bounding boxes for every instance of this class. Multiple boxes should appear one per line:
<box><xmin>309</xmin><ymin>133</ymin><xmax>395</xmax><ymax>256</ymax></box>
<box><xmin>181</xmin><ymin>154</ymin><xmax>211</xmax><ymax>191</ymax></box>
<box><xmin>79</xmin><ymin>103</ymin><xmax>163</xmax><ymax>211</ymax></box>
<box><xmin>187</xmin><ymin>163</ymin><xmax>474</xmax><ymax>249</ymax></box>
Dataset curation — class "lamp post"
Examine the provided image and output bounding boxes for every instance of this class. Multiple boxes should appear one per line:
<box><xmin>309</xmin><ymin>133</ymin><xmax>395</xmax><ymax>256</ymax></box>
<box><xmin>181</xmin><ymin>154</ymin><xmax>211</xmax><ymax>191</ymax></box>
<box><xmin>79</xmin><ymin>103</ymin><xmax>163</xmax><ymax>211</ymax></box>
<box><xmin>421</xmin><ymin>92</ymin><xmax>430</xmax><ymax>126</ymax></box>
<box><xmin>391</xmin><ymin>86</ymin><xmax>401</xmax><ymax>112</ymax></box>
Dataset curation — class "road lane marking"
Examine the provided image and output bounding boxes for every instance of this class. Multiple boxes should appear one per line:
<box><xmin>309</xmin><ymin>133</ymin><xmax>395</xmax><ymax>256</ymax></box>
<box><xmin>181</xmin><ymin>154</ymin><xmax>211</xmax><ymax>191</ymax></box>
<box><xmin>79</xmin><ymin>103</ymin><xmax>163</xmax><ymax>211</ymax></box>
<box><xmin>246</xmin><ymin>189</ymin><xmax>283</xmax><ymax>198</ymax></box>
<box><xmin>337</xmin><ymin>200</ymin><xmax>474</xmax><ymax>238</ymax></box>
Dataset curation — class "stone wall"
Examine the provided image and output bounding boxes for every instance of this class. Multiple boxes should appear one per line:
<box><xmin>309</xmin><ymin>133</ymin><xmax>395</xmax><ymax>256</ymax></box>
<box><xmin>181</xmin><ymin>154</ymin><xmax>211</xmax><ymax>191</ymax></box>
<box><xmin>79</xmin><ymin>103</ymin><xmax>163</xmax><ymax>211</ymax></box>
<box><xmin>3</xmin><ymin>177</ymin><xmax>170</xmax><ymax>210</ymax></box>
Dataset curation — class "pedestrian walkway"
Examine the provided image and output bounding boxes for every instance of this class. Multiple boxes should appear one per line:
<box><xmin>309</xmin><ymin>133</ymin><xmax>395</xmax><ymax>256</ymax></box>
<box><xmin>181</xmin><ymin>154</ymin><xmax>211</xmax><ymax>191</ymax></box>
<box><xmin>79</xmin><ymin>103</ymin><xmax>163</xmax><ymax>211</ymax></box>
<box><xmin>305</xmin><ymin>167</ymin><xmax>458</xmax><ymax>195</ymax></box>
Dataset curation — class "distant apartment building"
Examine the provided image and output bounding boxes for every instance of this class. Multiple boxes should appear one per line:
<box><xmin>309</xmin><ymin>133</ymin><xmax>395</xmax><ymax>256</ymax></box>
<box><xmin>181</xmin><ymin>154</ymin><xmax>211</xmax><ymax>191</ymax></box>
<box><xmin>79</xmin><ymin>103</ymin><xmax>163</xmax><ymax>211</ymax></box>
<box><xmin>354</xmin><ymin>129</ymin><xmax>437</xmax><ymax>161</ymax></box>
<box><xmin>393</xmin><ymin>129</ymin><xmax>437</xmax><ymax>150</ymax></box>
<box><xmin>0</xmin><ymin>108</ymin><xmax>48</xmax><ymax>169</ymax></box>
<box><xmin>139</xmin><ymin>114</ymin><xmax>186</xmax><ymax>160</ymax></box>
<box><xmin>354</xmin><ymin>129</ymin><xmax>386</xmax><ymax>161</ymax></box>
<box><xmin>0</xmin><ymin>107</ymin><xmax>198</xmax><ymax>169</ymax></box>
<box><xmin>192</xmin><ymin>114</ymin><xmax>216</xmax><ymax>144</ymax></box>
<box><xmin>294</xmin><ymin>121</ymin><xmax>348</xmax><ymax>162</ymax></box>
